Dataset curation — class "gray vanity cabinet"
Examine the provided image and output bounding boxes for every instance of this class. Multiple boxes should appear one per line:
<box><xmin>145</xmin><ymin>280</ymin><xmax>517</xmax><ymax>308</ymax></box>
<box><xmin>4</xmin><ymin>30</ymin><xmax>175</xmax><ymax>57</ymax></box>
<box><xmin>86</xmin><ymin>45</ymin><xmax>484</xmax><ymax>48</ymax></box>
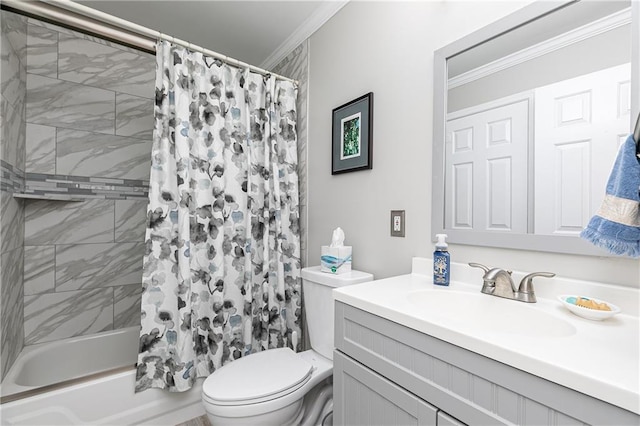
<box><xmin>436</xmin><ymin>412</ymin><xmax>466</xmax><ymax>426</ymax></box>
<box><xmin>334</xmin><ymin>302</ymin><xmax>640</xmax><ymax>426</ymax></box>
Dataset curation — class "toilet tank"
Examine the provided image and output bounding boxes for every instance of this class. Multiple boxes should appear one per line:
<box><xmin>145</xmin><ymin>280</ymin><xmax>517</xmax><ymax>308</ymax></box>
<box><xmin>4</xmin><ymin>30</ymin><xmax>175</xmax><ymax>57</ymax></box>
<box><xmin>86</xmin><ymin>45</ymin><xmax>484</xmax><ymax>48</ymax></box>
<box><xmin>301</xmin><ymin>266</ymin><xmax>373</xmax><ymax>360</ymax></box>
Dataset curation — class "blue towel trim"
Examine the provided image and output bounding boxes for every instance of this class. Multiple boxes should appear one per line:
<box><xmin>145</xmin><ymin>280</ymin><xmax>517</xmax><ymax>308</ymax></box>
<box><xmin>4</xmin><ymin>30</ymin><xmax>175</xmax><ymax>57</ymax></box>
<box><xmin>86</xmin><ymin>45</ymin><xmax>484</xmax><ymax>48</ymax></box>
<box><xmin>580</xmin><ymin>216</ymin><xmax>640</xmax><ymax>257</ymax></box>
<box><xmin>580</xmin><ymin>134</ymin><xmax>640</xmax><ymax>257</ymax></box>
<box><xmin>320</xmin><ymin>254</ymin><xmax>352</xmax><ymax>267</ymax></box>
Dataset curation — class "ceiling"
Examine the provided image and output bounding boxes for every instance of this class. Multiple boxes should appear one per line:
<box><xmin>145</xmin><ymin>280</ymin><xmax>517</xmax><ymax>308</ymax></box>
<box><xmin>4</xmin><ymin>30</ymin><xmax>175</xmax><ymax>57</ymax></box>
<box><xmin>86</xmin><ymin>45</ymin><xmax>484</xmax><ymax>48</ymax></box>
<box><xmin>75</xmin><ymin>1</ymin><xmax>346</xmax><ymax>69</ymax></box>
<box><xmin>448</xmin><ymin>0</ymin><xmax>630</xmax><ymax>77</ymax></box>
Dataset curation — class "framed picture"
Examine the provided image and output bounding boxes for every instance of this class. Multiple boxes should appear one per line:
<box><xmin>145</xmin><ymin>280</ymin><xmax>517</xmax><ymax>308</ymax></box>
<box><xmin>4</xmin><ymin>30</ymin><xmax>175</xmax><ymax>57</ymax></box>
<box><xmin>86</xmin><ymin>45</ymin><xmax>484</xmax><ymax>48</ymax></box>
<box><xmin>331</xmin><ymin>92</ymin><xmax>373</xmax><ymax>174</ymax></box>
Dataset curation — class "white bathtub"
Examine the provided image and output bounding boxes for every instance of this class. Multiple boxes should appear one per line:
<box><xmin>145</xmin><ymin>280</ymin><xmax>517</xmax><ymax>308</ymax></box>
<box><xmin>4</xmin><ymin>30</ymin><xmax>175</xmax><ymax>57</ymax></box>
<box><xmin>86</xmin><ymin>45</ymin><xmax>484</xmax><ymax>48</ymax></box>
<box><xmin>0</xmin><ymin>327</ymin><xmax>205</xmax><ymax>425</ymax></box>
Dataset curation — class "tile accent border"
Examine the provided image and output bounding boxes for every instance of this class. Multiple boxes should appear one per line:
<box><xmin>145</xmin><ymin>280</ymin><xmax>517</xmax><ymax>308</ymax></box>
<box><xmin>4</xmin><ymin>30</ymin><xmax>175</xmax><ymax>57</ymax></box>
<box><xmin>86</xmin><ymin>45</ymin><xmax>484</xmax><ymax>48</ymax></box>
<box><xmin>3</xmin><ymin>158</ymin><xmax>149</xmax><ymax>199</ymax></box>
<box><xmin>23</xmin><ymin>173</ymin><xmax>148</xmax><ymax>200</ymax></box>
<box><xmin>1</xmin><ymin>160</ymin><xmax>25</xmax><ymax>192</ymax></box>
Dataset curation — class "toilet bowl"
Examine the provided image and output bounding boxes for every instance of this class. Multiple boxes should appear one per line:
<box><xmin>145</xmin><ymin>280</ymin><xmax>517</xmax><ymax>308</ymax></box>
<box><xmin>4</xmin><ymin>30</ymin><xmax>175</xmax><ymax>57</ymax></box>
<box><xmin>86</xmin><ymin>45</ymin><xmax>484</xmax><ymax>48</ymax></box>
<box><xmin>202</xmin><ymin>348</ymin><xmax>332</xmax><ymax>425</ymax></box>
<box><xmin>202</xmin><ymin>266</ymin><xmax>373</xmax><ymax>425</ymax></box>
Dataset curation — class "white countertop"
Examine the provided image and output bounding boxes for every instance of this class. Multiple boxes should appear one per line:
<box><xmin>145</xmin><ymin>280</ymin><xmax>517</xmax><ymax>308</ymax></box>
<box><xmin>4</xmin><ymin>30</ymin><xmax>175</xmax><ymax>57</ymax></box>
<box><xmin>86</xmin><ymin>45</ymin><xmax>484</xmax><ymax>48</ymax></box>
<box><xmin>333</xmin><ymin>258</ymin><xmax>640</xmax><ymax>414</ymax></box>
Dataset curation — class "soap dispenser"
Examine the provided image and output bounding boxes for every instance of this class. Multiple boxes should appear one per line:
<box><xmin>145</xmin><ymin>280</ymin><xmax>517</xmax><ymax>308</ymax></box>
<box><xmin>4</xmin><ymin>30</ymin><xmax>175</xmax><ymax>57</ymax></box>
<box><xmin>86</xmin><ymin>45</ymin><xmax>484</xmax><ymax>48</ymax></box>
<box><xmin>433</xmin><ymin>234</ymin><xmax>450</xmax><ymax>286</ymax></box>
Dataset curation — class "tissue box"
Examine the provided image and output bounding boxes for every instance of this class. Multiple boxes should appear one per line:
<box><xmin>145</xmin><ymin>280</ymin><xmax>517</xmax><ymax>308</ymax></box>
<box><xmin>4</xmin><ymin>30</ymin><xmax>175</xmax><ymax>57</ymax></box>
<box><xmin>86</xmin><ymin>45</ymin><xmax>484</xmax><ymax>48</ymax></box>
<box><xmin>321</xmin><ymin>246</ymin><xmax>352</xmax><ymax>274</ymax></box>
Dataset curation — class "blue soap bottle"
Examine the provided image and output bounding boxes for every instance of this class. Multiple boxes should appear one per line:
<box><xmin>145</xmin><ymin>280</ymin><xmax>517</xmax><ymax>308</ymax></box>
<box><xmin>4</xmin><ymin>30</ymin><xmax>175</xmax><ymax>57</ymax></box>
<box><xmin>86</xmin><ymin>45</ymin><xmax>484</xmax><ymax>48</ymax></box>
<box><xmin>433</xmin><ymin>234</ymin><xmax>450</xmax><ymax>286</ymax></box>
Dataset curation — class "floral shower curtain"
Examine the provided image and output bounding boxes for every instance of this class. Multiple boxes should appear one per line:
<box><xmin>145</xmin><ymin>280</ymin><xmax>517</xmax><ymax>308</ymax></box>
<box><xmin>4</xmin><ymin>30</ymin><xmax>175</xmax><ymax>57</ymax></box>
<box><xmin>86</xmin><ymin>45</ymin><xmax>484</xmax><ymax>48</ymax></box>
<box><xmin>136</xmin><ymin>40</ymin><xmax>302</xmax><ymax>392</ymax></box>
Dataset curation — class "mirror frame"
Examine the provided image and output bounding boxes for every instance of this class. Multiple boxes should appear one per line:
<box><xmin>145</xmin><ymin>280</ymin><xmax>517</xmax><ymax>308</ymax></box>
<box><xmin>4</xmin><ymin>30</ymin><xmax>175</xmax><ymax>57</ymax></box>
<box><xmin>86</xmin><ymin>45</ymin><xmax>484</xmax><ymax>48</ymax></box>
<box><xmin>432</xmin><ymin>0</ymin><xmax>640</xmax><ymax>256</ymax></box>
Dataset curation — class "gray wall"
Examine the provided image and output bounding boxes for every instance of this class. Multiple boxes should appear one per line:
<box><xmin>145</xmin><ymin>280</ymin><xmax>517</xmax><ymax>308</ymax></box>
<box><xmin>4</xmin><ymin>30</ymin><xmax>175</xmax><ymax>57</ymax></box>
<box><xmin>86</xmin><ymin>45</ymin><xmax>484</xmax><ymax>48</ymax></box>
<box><xmin>306</xmin><ymin>1</ymin><xmax>639</xmax><ymax>287</ymax></box>
<box><xmin>20</xmin><ymin>18</ymin><xmax>154</xmax><ymax>346</ymax></box>
<box><xmin>0</xmin><ymin>10</ymin><xmax>27</xmax><ymax>381</ymax></box>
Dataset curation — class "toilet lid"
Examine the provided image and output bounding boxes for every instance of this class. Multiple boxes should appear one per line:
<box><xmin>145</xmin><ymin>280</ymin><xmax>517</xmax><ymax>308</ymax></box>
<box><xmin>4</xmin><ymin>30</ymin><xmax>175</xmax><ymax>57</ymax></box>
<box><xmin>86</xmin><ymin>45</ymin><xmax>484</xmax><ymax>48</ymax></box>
<box><xmin>202</xmin><ymin>348</ymin><xmax>313</xmax><ymax>405</ymax></box>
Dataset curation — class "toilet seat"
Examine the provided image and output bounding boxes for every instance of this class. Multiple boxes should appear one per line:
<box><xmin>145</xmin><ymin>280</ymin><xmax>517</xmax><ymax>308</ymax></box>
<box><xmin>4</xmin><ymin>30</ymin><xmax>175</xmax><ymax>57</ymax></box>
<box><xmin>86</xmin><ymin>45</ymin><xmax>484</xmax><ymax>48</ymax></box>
<box><xmin>202</xmin><ymin>348</ymin><xmax>313</xmax><ymax>406</ymax></box>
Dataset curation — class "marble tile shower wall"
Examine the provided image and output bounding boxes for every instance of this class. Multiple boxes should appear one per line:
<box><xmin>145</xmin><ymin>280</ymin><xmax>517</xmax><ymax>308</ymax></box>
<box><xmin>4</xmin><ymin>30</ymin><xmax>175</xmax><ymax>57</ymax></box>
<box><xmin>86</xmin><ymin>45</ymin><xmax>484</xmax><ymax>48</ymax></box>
<box><xmin>273</xmin><ymin>40</ymin><xmax>309</xmax><ymax>267</ymax></box>
<box><xmin>273</xmin><ymin>41</ymin><xmax>309</xmax><ymax>350</ymax></box>
<box><xmin>21</xmin><ymin>18</ymin><xmax>154</xmax><ymax>345</ymax></box>
<box><xmin>0</xmin><ymin>10</ymin><xmax>27</xmax><ymax>380</ymax></box>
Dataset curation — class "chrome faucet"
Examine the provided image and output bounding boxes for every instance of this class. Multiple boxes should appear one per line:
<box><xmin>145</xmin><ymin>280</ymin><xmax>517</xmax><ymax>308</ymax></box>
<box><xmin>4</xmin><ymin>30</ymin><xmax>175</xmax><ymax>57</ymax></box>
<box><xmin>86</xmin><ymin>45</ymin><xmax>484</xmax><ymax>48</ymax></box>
<box><xmin>469</xmin><ymin>263</ymin><xmax>555</xmax><ymax>303</ymax></box>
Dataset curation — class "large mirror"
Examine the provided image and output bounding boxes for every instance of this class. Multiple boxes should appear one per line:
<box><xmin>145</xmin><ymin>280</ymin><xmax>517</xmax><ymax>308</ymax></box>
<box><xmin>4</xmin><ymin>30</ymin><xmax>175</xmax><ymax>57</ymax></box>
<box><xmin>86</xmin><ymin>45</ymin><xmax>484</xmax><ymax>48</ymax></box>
<box><xmin>432</xmin><ymin>0</ymin><xmax>639</xmax><ymax>256</ymax></box>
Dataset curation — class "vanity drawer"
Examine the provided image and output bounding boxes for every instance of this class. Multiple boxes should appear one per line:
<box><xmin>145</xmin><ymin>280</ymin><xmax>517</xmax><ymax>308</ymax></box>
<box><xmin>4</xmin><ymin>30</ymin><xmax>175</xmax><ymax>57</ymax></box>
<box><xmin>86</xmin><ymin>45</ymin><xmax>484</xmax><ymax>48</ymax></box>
<box><xmin>334</xmin><ymin>350</ymin><xmax>439</xmax><ymax>426</ymax></box>
<box><xmin>335</xmin><ymin>301</ymin><xmax>639</xmax><ymax>426</ymax></box>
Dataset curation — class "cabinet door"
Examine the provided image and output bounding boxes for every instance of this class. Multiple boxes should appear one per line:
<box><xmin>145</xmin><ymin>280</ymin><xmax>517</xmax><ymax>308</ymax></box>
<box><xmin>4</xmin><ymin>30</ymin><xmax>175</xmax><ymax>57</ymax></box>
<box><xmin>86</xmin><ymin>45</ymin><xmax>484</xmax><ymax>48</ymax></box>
<box><xmin>333</xmin><ymin>351</ymin><xmax>437</xmax><ymax>426</ymax></box>
<box><xmin>437</xmin><ymin>411</ymin><xmax>467</xmax><ymax>426</ymax></box>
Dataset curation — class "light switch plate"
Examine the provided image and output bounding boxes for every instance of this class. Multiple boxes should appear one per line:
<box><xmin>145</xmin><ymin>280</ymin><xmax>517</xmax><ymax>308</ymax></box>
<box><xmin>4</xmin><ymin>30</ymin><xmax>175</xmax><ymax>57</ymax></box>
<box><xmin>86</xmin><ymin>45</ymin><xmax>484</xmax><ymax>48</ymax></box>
<box><xmin>390</xmin><ymin>210</ymin><xmax>405</xmax><ymax>237</ymax></box>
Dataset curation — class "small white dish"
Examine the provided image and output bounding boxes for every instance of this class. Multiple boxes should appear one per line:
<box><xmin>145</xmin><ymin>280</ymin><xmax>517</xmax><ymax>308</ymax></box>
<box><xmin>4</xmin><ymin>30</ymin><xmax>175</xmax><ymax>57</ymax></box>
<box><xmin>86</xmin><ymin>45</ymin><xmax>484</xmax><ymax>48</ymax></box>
<box><xmin>557</xmin><ymin>295</ymin><xmax>621</xmax><ymax>321</ymax></box>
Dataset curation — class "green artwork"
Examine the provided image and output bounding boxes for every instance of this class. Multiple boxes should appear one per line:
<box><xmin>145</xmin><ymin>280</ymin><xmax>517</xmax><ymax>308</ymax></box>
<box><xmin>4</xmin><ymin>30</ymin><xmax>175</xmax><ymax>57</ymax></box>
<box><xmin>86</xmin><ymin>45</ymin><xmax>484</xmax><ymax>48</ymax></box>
<box><xmin>342</xmin><ymin>115</ymin><xmax>360</xmax><ymax>158</ymax></box>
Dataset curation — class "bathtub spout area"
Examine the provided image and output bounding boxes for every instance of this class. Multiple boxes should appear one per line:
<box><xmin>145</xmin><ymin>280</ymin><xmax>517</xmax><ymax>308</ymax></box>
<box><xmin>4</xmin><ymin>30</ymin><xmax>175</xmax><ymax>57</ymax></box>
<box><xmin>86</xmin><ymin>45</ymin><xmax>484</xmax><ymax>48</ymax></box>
<box><xmin>0</xmin><ymin>369</ymin><xmax>205</xmax><ymax>425</ymax></box>
<box><xmin>1</xmin><ymin>327</ymin><xmax>139</xmax><ymax>398</ymax></box>
<box><xmin>0</xmin><ymin>326</ymin><xmax>205</xmax><ymax>425</ymax></box>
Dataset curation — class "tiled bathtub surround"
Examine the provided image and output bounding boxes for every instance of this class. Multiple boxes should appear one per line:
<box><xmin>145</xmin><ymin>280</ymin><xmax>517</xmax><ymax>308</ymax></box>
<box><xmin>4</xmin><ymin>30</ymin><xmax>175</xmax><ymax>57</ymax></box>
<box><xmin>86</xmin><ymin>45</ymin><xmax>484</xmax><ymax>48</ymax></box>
<box><xmin>22</xmin><ymin>198</ymin><xmax>147</xmax><ymax>344</ymax></box>
<box><xmin>114</xmin><ymin>285</ymin><xmax>143</xmax><ymax>329</ymax></box>
<box><xmin>115</xmin><ymin>200</ymin><xmax>147</xmax><ymax>242</ymax></box>
<box><xmin>1</xmin><ymin>12</ymin><xmax>26</xmax><ymax>172</ymax></box>
<box><xmin>115</xmin><ymin>93</ymin><xmax>154</xmax><ymax>139</ymax></box>
<box><xmin>24</xmin><ymin>123</ymin><xmax>55</xmax><ymax>174</ymax></box>
<box><xmin>1</xmin><ymin>249</ymin><xmax>25</xmax><ymax>375</ymax></box>
<box><xmin>0</xmin><ymin>10</ymin><xmax>27</xmax><ymax>380</ymax></box>
<box><xmin>23</xmin><ymin>245</ymin><xmax>55</xmax><ymax>296</ymax></box>
<box><xmin>1</xmin><ymin>189</ymin><xmax>25</xmax><ymax>253</ymax></box>
<box><xmin>26</xmin><ymin>24</ymin><xmax>57</xmax><ymax>77</ymax></box>
<box><xmin>1</xmin><ymin>93</ymin><xmax>26</xmax><ymax>170</ymax></box>
<box><xmin>57</xmin><ymin>33</ymin><xmax>154</xmax><ymax>98</ymax></box>
<box><xmin>19</xmin><ymin>225</ymin><xmax>145</xmax><ymax>342</ymax></box>
<box><xmin>25</xmin><ymin>199</ymin><xmax>115</xmax><ymax>245</ymax></box>
<box><xmin>273</xmin><ymin>41</ymin><xmax>309</xmax><ymax>350</ymax></box>
<box><xmin>55</xmin><ymin>242</ymin><xmax>145</xmax><ymax>291</ymax></box>
<box><xmin>56</xmin><ymin>129</ymin><xmax>151</xmax><ymax>180</ymax></box>
<box><xmin>22</xmin><ymin>18</ymin><xmax>153</xmax><ymax>198</ymax></box>
<box><xmin>26</xmin><ymin>74</ymin><xmax>116</xmax><ymax>134</ymax></box>
<box><xmin>23</xmin><ymin>283</ymin><xmax>142</xmax><ymax>345</ymax></box>
<box><xmin>16</xmin><ymin>17</ymin><xmax>154</xmax><ymax>347</ymax></box>
<box><xmin>24</xmin><ymin>287</ymin><xmax>114</xmax><ymax>345</ymax></box>
<box><xmin>273</xmin><ymin>40</ymin><xmax>309</xmax><ymax>266</ymax></box>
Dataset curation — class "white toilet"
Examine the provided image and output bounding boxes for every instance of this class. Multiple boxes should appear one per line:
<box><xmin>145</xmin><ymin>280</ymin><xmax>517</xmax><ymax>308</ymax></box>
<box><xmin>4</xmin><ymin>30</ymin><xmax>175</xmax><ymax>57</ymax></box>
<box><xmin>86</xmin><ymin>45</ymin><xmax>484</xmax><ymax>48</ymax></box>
<box><xmin>202</xmin><ymin>266</ymin><xmax>373</xmax><ymax>425</ymax></box>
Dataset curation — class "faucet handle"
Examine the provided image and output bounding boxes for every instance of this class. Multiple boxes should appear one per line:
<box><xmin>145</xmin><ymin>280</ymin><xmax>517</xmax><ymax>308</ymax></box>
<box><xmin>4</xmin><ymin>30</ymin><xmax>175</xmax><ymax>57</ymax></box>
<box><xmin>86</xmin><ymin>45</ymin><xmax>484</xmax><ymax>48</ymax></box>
<box><xmin>518</xmin><ymin>272</ymin><xmax>555</xmax><ymax>294</ymax></box>
<box><xmin>468</xmin><ymin>262</ymin><xmax>490</xmax><ymax>273</ymax></box>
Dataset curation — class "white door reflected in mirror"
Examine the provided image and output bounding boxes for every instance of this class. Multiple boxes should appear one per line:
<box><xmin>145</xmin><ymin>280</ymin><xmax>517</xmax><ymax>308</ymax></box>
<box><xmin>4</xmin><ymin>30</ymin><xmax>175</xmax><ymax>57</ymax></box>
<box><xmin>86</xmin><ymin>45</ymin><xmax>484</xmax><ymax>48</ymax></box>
<box><xmin>433</xmin><ymin>0</ymin><xmax>637</xmax><ymax>256</ymax></box>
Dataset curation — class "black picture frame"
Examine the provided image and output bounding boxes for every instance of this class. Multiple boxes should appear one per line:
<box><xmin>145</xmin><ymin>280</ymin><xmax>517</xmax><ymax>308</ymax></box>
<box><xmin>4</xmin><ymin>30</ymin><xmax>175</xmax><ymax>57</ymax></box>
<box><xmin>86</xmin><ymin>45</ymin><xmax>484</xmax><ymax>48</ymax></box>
<box><xmin>331</xmin><ymin>92</ymin><xmax>373</xmax><ymax>174</ymax></box>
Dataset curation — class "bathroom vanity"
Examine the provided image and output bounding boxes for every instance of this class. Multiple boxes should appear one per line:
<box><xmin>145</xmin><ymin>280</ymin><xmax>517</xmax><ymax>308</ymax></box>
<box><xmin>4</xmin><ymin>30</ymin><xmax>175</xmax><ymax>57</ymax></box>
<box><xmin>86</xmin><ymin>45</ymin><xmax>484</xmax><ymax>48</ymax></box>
<box><xmin>332</xmin><ymin>259</ymin><xmax>640</xmax><ymax>426</ymax></box>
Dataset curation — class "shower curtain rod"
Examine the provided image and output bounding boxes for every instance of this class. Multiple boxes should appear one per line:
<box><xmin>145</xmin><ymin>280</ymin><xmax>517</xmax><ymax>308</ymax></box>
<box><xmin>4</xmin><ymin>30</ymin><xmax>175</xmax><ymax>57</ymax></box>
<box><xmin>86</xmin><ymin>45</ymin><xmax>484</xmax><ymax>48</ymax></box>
<box><xmin>1</xmin><ymin>0</ymin><xmax>297</xmax><ymax>84</ymax></box>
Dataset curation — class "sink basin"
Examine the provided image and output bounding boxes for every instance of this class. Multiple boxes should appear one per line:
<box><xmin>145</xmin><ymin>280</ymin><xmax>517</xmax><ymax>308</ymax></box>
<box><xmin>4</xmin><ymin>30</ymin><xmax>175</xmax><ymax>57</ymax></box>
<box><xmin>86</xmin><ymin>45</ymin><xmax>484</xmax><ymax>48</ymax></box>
<box><xmin>407</xmin><ymin>290</ymin><xmax>576</xmax><ymax>338</ymax></box>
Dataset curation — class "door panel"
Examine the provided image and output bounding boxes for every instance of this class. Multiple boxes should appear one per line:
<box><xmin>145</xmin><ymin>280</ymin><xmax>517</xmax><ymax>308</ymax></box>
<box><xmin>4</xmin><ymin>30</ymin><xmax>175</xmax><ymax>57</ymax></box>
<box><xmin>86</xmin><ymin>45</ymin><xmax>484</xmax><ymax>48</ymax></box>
<box><xmin>534</xmin><ymin>63</ymin><xmax>631</xmax><ymax>235</ymax></box>
<box><xmin>446</xmin><ymin>99</ymin><xmax>529</xmax><ymax>234</ymax></box>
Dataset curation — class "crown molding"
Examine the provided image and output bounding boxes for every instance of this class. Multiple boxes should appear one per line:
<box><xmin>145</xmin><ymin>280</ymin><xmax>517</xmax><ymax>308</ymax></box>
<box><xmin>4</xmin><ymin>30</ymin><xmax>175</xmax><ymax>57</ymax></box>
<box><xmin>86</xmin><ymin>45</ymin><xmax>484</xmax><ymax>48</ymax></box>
<box><xmin>448</xmin><ymin>8</ymin><xmax>631</xmax><ymax>89</ymax></box>
<box><xmin>261</xmin><ymin>1</ymin><xmax>348</xmax><ymax>70</ymax></box>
